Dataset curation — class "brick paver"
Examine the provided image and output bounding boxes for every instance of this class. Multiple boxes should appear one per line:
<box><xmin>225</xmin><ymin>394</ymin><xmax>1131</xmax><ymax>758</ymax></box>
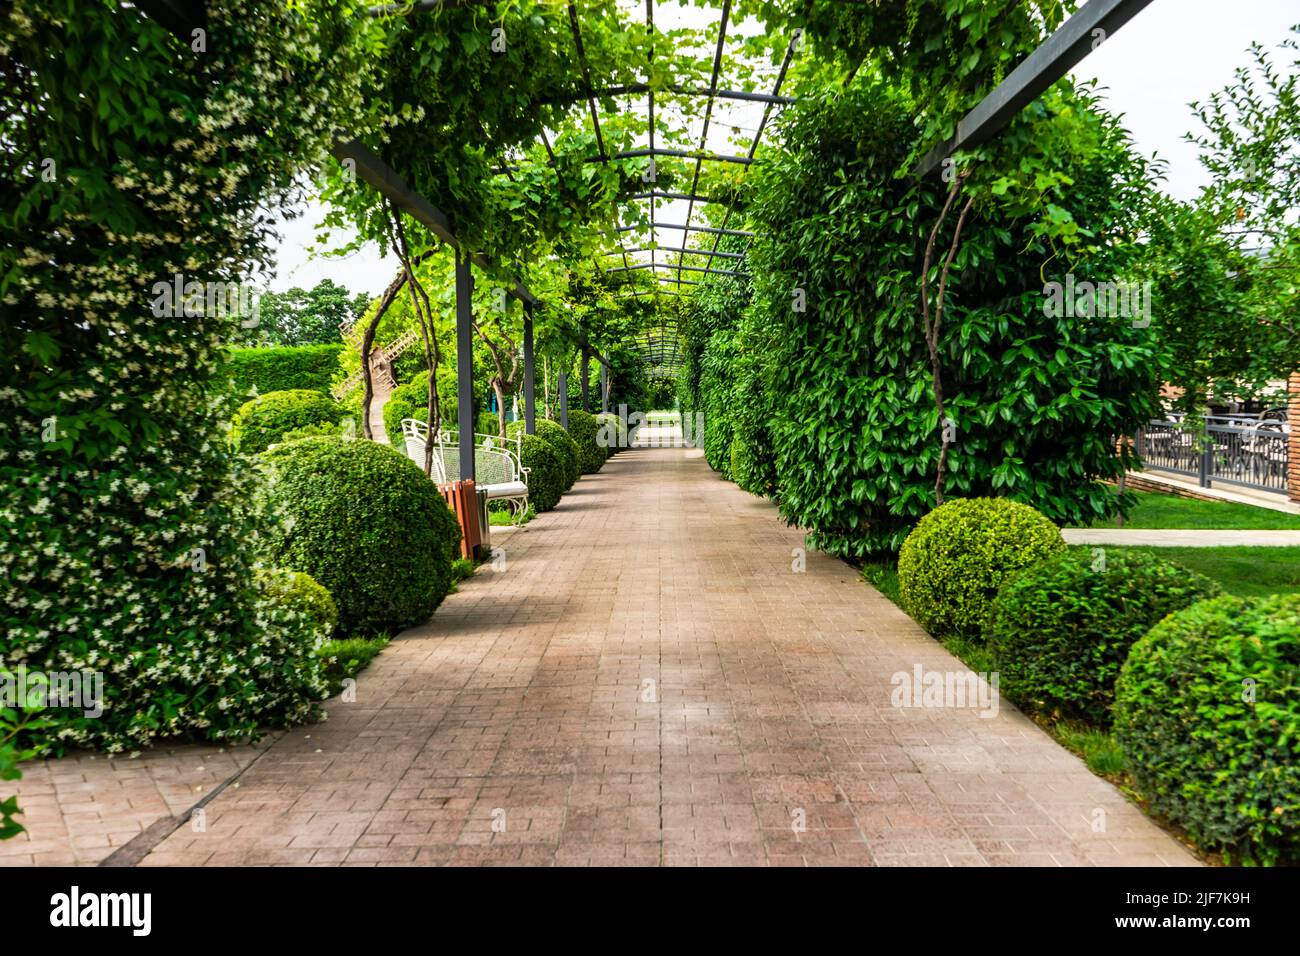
<box><xmin>11</xmin><ymin>446</ymin><xmax>1201</xmax><ymax>867</ymax></box>
<box><xmin>3</xmin><ymin>740</ymin><xmax>273</xmax><ymax>866</ymax></box>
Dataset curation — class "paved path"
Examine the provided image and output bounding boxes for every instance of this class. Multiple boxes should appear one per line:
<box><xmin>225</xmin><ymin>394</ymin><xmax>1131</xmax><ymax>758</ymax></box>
<box><xmin>10</xmin><ymin>447</ymin><xmax>1198</xmax><ymax>867</ymax></box>
<box><xmin>1063</xmin><ymin>528</ymin><xmax>1300</xmax><ymax>547</ymax></box>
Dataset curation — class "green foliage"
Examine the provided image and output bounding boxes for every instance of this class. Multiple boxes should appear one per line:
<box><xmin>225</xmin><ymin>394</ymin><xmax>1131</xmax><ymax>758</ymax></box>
<box><xmin>898</xmin><ymin>498</ymin><xmax>1065</xmax><ymax>640</ymax></box>
<box><xmin>231</xmin><ymin>389</ymin><xmax>349</xmax><ymax>454</ymax></box>
<box><xmin>511</xmin><ymin>432</ymin><xmax>566</xmax><ymax>513</ymax></box>
<box><xmin>737</xmin><ymin>0</ymin><xmax>1071</xmax><ymax>170</ymax></box>
<box><xmin>255</xmin><ymin>568</ymin><xmax>339</xmax><ymax>641</ymax></box>
<box><xmin>987</xmin><ymin>549</ymin><xmax>1222</xmax><ymax>724</ymax></box>
<box><xmin>317</xmin><ymin>635</ymin><xmax>389</xmax><ymax>698</ymax></box>
<box><xmin>676</xmin><ymin>265</ymin><xmax>754</xmax><ymax>479</ymax></box>
<box><xmin>1</xmin><ymin>1</ymin><xmax>376</xmax><ymax>753</ymax></box>
<box><xmin>511</xmin><ymin>419</ymin><xmax>578</xmax><ymax>488</ymax></box>
<box><xmin>1</xmin><ymin>708</ymin><xmax>50</xmax><ymax>840</ymax></box>
<box><xmin>382</xmin><ymin>368</ymin><xmax>461</xmax><ymax>443</ymax></box>
<box><xmin>566</xmin><ymin>409</ymin><xmax>607</xmax><ymax>474</ymax></box>
<box><xmin>322</xmin><ymin>2</ymin><xmax>668</xmax><ymax>264</ymax></box>
<box><xmin>730</xmin><ymin>78</ymin><xmax>1158</xmax><ymax>555</ymax></box>
<box><xmin>226</xmin><ymin>343</ymin><xmax>344</xmax><ymax>399</ymax></box>
<box><xmin>259</xmin><ymin>437</ymin><xmax>460</xmax><ymax>637</ymax></box>
<box><xmin>1114</xmin><ymin>594</ymin><xmax>1300</xmax><ymax>865</ymax></box>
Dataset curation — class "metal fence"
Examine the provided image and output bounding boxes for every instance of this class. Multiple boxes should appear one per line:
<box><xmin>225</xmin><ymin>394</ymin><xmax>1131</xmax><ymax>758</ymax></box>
<box><xmin>1137</xmin><ymin>417</ymin><xmax>1289</xmax><ymax>494</ymax></box>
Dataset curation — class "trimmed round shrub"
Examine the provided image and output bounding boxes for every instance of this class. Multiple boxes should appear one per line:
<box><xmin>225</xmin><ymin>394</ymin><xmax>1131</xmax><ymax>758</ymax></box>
<box><xmin>255</xmin><ymin>568</ymin><xmax>339</xmax><ymax>640</ymax></box>
<box><xmin>509</xmin><ymin>419</ymin><xmax>578</xmax><ymax>488</ymax></box>
<box><xmin>566</xmin><ymin>409</ymin><xmax>607</xmax><ymax>474</ymax></box>
<box><xmin>898</xmin><ymin>497</ymin><xmax>1065</xmax><ymax>639</ymax></box>
<box><xmin>1114</xmin><ymin>594</ymin><xmax>1300</xmax><ymax>865</ymax></box>
<box><xmin>259</xmin><ymin>437</ymin><xmax>460</xmax><ymax>636</ymax></box>
<box><xmin>232</xmin><ymin>389</ymin><xmax>346</xmax><ymax>454</ymax></box>
<box><xmin>987</xmin><ymin>550</ymin><xmax>1222</xmax><ymax>723</ymax></box>
<box><xmin>513</xmin><ymin>432</ymin><xmax>565</xmax><ymax>513</ymax></box>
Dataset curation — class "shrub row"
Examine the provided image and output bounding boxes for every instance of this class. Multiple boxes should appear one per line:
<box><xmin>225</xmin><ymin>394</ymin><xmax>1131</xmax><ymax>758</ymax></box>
<box><xmin>896</xmin><ymin>496</ymin><xmax>1298</xmax><ymax>864</ymax></box>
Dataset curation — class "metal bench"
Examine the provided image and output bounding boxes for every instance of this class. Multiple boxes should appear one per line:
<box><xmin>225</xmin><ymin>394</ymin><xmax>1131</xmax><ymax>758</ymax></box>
<box><xmin>401</xmin><ymin>419</ymin><xmax>530</xmax><ymax>525</ymax></box>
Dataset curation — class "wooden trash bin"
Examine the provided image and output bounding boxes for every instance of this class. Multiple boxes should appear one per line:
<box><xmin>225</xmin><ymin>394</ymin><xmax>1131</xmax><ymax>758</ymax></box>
<box><xmin>438</xmin><ymin>478</ymin><xmax>482</xmax><ymax>560</ymax></box>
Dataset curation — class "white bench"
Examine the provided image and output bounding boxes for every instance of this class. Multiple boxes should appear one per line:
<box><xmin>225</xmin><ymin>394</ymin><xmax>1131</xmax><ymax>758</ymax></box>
<box><xmin>401</xmin><ymin>419</ymin><xmax>530</xmax><ymax>525</ymax></box>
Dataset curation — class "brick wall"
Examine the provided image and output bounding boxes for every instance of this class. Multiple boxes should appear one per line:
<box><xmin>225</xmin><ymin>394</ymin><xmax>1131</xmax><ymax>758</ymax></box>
<box><xmin>1111</xmin><ymin>474</ymin><xmax>1221</xmax><ymax>502</ymax></box>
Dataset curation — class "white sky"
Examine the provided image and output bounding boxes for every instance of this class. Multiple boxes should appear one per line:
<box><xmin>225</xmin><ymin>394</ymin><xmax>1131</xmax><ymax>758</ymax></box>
<box><xmin>267</xmin><ymin>0</ymin><xmax>1299</xmax><ymax>296</ymax></box>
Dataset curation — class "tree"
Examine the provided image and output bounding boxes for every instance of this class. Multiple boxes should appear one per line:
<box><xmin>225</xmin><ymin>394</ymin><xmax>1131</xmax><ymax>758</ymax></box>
<box><xmin>236</xmin><ymin>278</ymin><xmax>360</xmax><ymax>347</ymax></box>
<box><xmin>1143</xmin><ymin>26</ymin><xmax>1300</xmax><ymax>412</ymax></box>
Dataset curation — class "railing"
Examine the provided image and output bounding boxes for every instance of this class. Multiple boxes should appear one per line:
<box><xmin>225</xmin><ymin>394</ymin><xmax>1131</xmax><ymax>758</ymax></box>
<box><xmin>1137</xmin><ymin>418</ymin><xmax>1289</xmax><ymax>494</ymax></box>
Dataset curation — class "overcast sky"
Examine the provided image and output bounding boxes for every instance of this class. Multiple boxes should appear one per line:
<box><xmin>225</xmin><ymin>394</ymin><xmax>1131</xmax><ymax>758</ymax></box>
<box><xmin>266</xmin><ymin>0</ymin><xmax>1299</xmax><ymax>296</ymax></box>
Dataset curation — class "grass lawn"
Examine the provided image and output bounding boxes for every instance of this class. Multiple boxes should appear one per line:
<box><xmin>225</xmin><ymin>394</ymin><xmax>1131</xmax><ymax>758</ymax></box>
<box><xmin>1084</xmin><ymin>490</ymin><xmax>1300</xmax><ymax>529</ymax></box>
<box><xmin>1080</xmin><ymin>545</ymin><xmax>1300</xmax><ymax>598</ymax></box>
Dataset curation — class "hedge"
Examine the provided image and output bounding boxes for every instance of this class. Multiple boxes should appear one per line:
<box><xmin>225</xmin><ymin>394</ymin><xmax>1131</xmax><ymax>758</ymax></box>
<box><xmin>898</xmin><ymin>498</ymin><xmax>1065</xmax><ymax>640</ymax></box>
<box><xmin>227</xmin><ymin>343</ymin><xmax>343</xmax><ymax>398</ymax></box>
<box><xmin>1114</xmin><ymin>594</ymin><xmax>1300</xmax><ymax>865</ymax></box>
<box><xmin>259</xmin><ymin>437</ymin><xmax>461</xmax><ymax>636</ymax></box>
<box><xmin>987</xmin><ymin>549</ymin><xmax>1221</xmax><ymax>723</ymax></box>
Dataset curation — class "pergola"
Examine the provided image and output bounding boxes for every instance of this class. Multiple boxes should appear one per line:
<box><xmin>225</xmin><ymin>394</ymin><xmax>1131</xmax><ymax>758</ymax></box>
<box><xmin>135</xmin><ymin>0</ymin><xmax>1155</xmax><ymax>485</ymax></box>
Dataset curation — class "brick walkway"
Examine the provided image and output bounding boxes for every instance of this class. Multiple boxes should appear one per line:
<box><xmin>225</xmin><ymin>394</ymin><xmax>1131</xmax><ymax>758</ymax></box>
<box><xmin>9</xmin><ymin>446</ymin><xmax>1201</xmax><ymax>867</ymax></box>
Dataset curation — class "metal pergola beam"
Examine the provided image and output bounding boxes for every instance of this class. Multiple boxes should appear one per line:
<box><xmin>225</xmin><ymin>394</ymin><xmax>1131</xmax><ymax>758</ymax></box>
<box><xmin>609</xmin><ymin>246</ymin><xmax>743</xmax><ymax>261</ymax></box>
<box><xmin>914</xmin><ymin>0</ymin><xmax>1157</xmax><ymax>176</ymax></box>
<box><xmin>606</xmin><ymin>263</ymin><xmax>742</xmax><ymax>278</ymax></box>
<box><xmin>454</xmin><ymin>251</ymin><xmax>476</xmax><ymax>484</ymax></box>
<box><xmin>523</xmin><ymin>302</ymin><xmax>535</xmax><ymax>435</ymax></box>
<box><xmin>612</xmin><ymin>147</ymin><xmax>753</xmax><ymax>166</ymax></box>
<box><xmin>619</xmin><ymin>223</ymin><xmax>753</xmax><ymax>237</ymax></box>
<box><xmin>707</xmin><ymin>28</ymin><xmax>798</xmax><ymax>266</ymax></box>
<box><xmin>679</xmin><ymin>0</ymin><xmax>731</xmax><ymax>288</ymax></box>
<box><xmin>580</xmin><ymin>348</ymin><xmax>590</xmax><ymax>412</ymax></box>
<box><xmin>541</xmin><ymin>84</ymin><xmax>795</xmax><ymax>107</ymax></box>
<box><xmin>629</xmin><ymin>191</ymin><xmax>718</xmax><ymax>204</ymax></box>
